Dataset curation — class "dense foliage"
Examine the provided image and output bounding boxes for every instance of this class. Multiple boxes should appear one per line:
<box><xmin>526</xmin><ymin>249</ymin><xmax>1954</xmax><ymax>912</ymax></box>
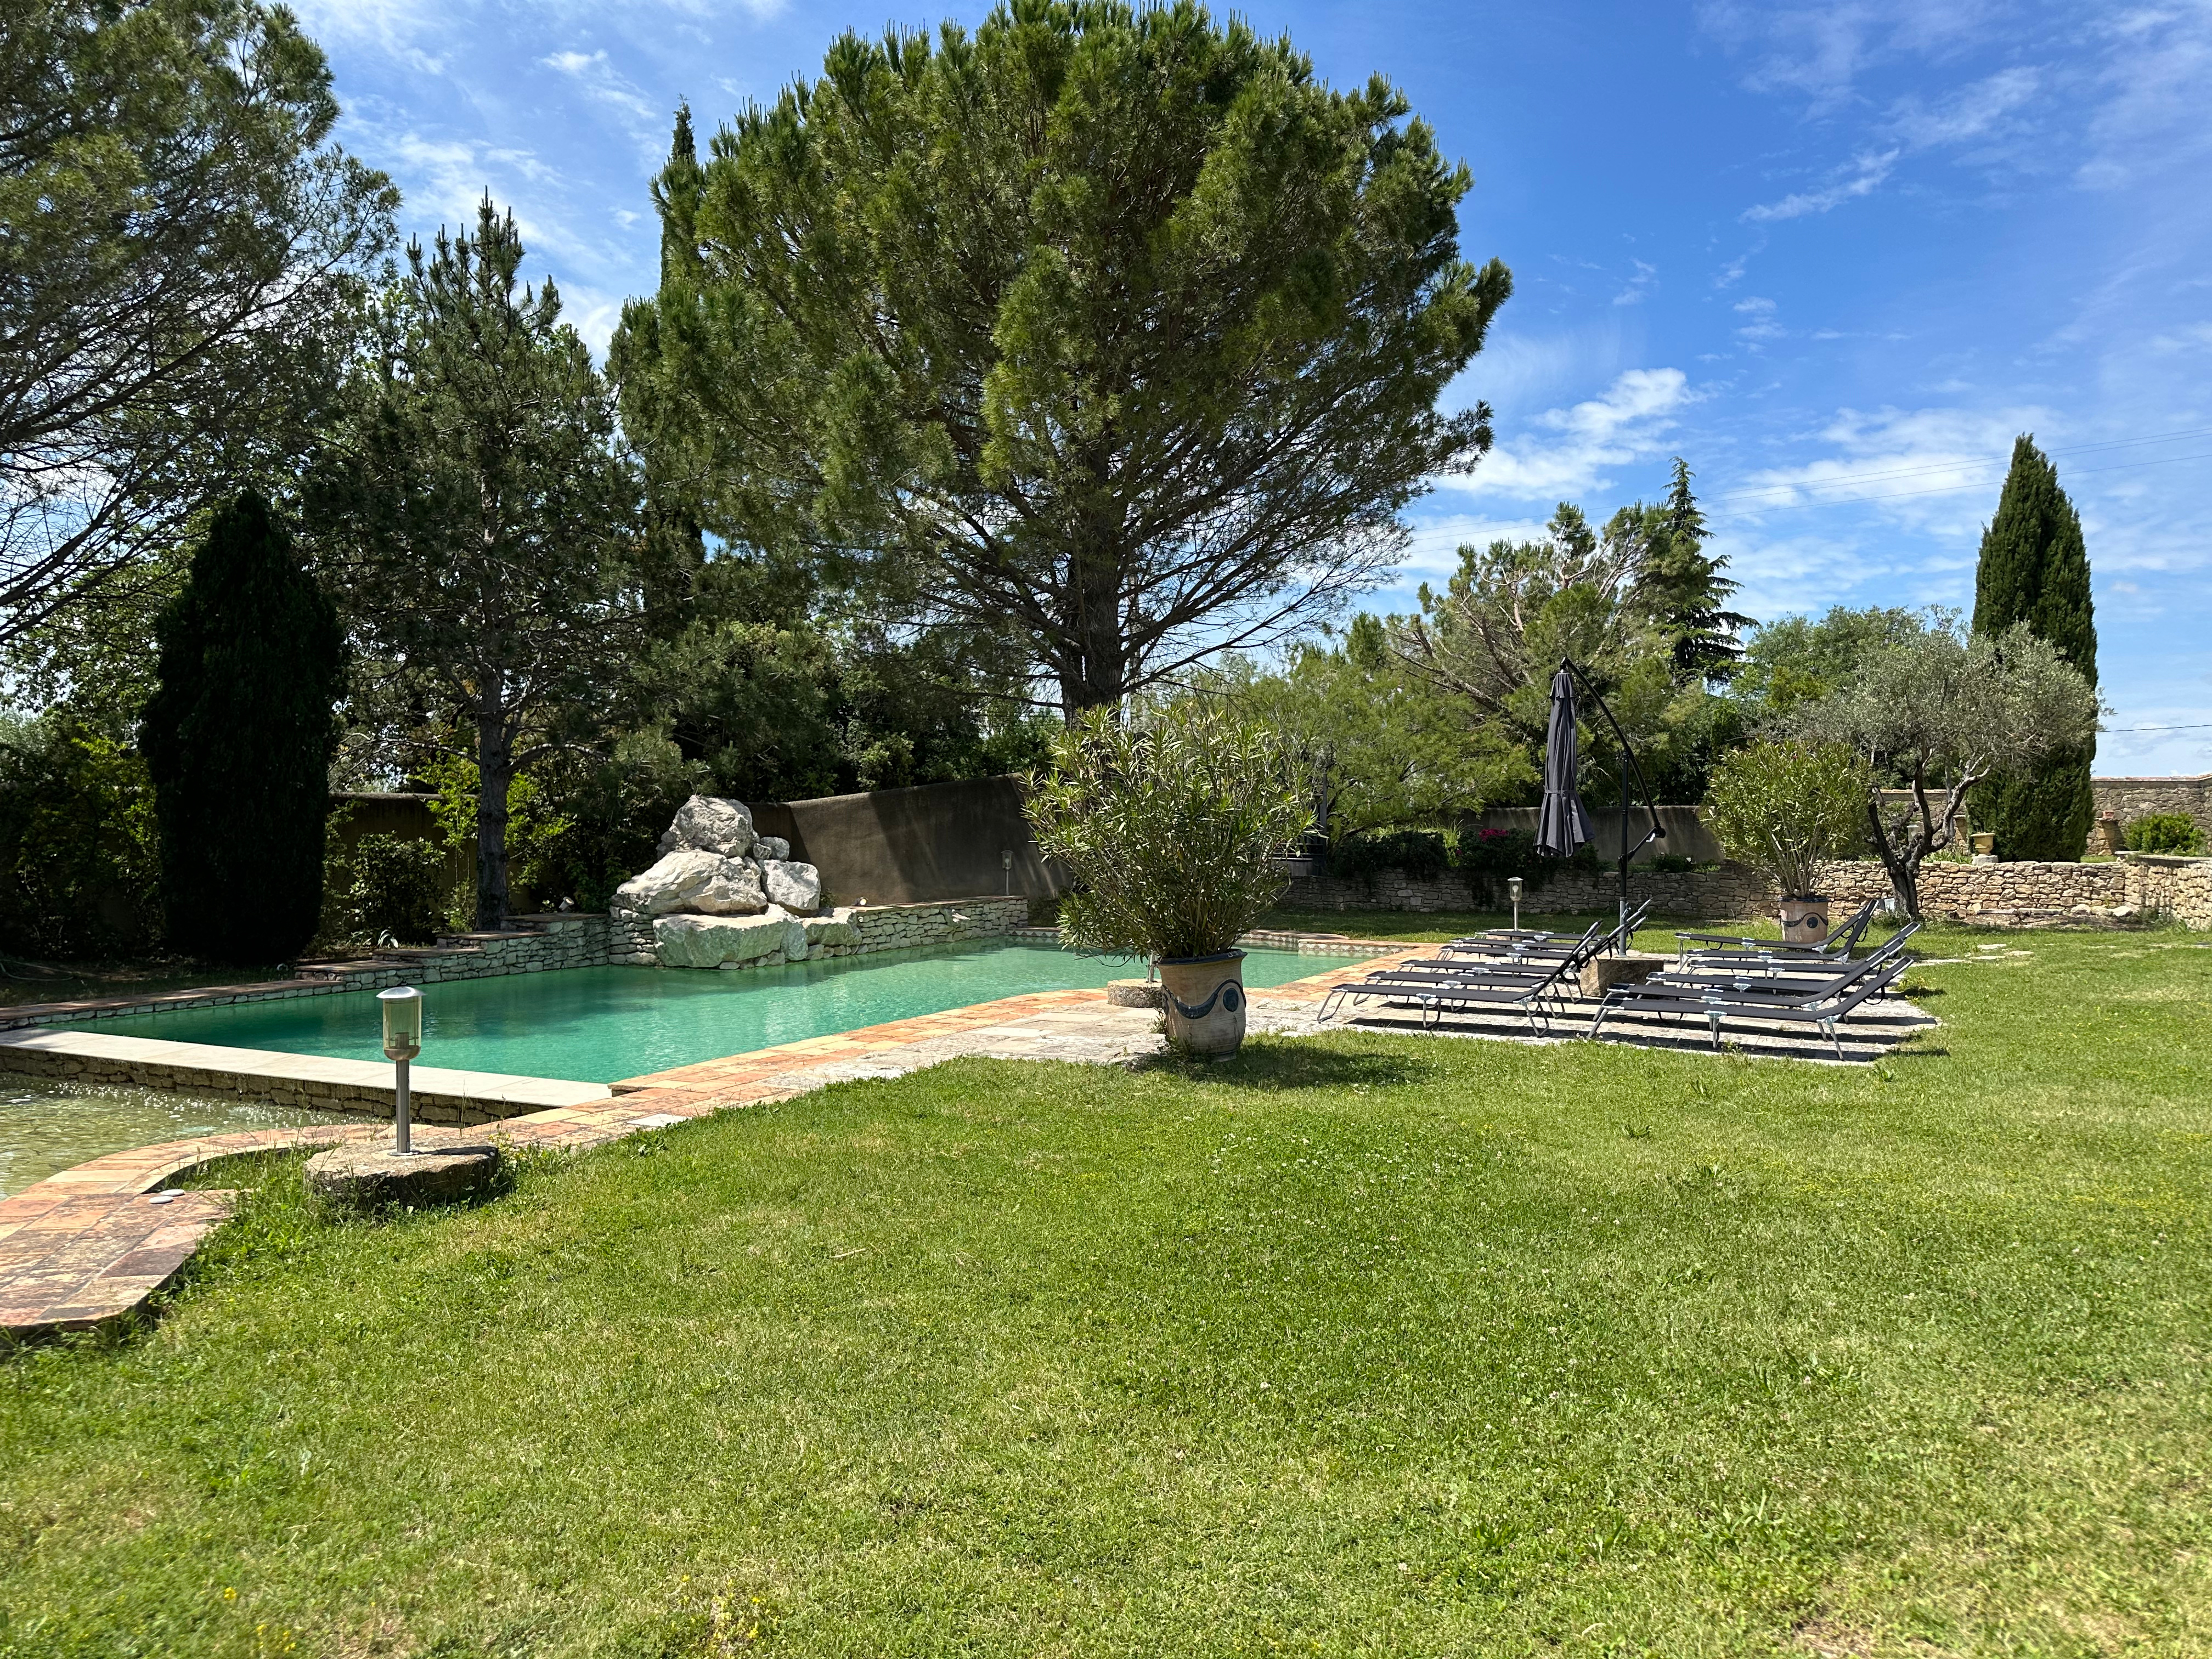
<box><xmin>615</xmin><ymin>0</ymin><xmax>1511</xmax><ymax>713</ymax></box>
<box><xmin>2123</xmin><ymin>812</ymin><xmax>2205</xmax><ymax>856</ymax></box>
<box><xmin>139</xmin><ymin>491</ymin><xmax>343</xmax><ymax>963</ymax></box>
<box><xmin>1026</xmin><ymin>704</ymin><xmax>1307</xmax><ymax>961</ymax></box>
<box><xmin>0</xmin><ymin>0</ymin><xmax>394</xmax><ymax>642</ymax></box>
<box><xmin>1788</xmin><ymin>617</ymin><xmax>2101</xmax><ymax>917</ymax></box>
<box><xmin>0</xmin><ymin>710</ymin><xmax>160</xmax><ymax>958</ymax></box>
<box><xmin>1704</xmin><ymin>741</ymin><xmax>1870</xmax><ymax>900</ymax></box>
<box><xmin>1969</xmin><ymin>436</ymin><xmax>2098</xmax><ymax>861</ymax></box>
<box><xmin>310</xmin><ymin>200</ymin><xmax>641</xmax><ymax>929</ymax></box>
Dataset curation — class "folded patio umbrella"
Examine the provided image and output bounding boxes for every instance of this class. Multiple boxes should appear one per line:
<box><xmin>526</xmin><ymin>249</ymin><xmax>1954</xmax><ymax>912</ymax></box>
<box><xmin>1536</xmin><ymin>665</ymin><xmax>1594</xmax><ymax>858</ymax></box>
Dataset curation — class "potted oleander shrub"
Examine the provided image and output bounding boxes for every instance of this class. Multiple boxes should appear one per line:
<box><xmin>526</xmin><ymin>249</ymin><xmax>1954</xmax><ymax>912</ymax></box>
<box><xmin>1705</xmin><ymin>741</ymin><xmax>1871</xmax><ymax>945</ymax></box>
<box><xmin>1026</xmin><ymin>703</ymin><xmax>1309</xmax><ymax>1058</ymax></box>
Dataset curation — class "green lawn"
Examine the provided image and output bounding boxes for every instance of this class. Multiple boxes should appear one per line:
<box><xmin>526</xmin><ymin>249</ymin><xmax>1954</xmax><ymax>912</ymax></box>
<box><xmin>2</xmin><ymin>926</ymin><xmax>2207</xmax><ymax>1656</ymax></box>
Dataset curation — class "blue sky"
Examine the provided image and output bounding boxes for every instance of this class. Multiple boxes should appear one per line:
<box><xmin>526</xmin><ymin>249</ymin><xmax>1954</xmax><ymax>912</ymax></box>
<box><xmin>294</xmin><ymin>0</ymin><xmax>2211</xmax><ymax>772</ymax></box>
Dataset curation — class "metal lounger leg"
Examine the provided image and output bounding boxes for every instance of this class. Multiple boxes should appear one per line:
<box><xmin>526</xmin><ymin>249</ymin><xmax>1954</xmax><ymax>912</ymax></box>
<box><xmin>1822</xmin><ymin>1015</ymin><xmax>1841</xmax><ymax>1061</ymax></box>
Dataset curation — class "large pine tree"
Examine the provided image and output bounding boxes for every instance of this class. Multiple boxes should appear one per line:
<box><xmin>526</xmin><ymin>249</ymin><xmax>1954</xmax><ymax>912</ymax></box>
<box><xmin>1632</xmin><ymin>459</ymin><xmax>1755</xmax><ymax>684</ymax></box>
<box><xmin>1970</xmin><ymin>435</ymin><xmax>2098</xmax><ymax>860</ymax></box>
<box><xmin>142</xmin><ymin>491</ymin><xmax>346</xmax><ymax>963</ymax></box>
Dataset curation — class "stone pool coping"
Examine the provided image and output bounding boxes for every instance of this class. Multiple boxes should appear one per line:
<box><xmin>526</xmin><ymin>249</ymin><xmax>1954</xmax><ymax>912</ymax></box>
<box><xmin>0</xmin><ymin>949</ymin><xmax>1418</xmax><ymax>1340</ymax></box>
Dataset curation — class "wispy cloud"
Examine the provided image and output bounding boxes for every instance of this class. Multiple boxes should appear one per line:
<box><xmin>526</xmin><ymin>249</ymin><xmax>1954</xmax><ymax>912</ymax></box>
<box><xmin>1886</xmin><ymin>64</ymin><xmax>2040</xmax><ymax>147</ymax></box>
<box><xmin>543</xmin><ymin>48</ymin><xmax>658</xmax><ymax>125</ymax></box>
<box><xmin>1443</xmin><ymin>368</ymin><xmax>1696</xmax><ymax>503</ymax></box>
<box><xmin>1611</xmin><ymin>259</ymin><xmax>1658</xmax><ymax>307</ymax></box>
<box><xmin>1743</xmin><ymin>149</ymin><xmax>1899</xmax><ymax>221</ymax></box>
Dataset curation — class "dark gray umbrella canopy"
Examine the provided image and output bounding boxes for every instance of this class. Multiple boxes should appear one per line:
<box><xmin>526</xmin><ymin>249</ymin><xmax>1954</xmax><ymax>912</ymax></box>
<box><xmin>1536</xmin><ymin>667</ymin><xmax>1594</xmax><ymax>857</ymax></box>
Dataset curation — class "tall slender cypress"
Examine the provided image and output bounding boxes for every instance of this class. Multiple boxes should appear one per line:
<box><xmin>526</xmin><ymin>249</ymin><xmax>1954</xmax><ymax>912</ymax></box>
<box><xmin>142</xmin><ymin>491</ymin><xmax>345</xmax><ymax>963</ymax></box>
<box><xmin>1969</xmin><ymin>436</ymin><xmax>2097</xmax><ymax>859</ymax></box>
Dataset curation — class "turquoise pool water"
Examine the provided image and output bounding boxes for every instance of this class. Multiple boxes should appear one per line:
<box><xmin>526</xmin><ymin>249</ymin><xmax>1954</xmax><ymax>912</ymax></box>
<box><xmin>90</xmin><ymin>941</ymin><xmax>1331</xmax><ymax>1085</ymax></box>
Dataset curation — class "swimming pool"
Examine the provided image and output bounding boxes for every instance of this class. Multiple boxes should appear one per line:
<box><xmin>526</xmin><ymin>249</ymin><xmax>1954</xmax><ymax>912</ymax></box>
<box><xmin>88</xmin><ymin>941</ymin><xmax>1334</xmax><ymax>1085</ymax></box>
<box><xmin>0</xmin><ymin>1079</ymin><xmax>345</xmax><ymax>1198</ymax></box>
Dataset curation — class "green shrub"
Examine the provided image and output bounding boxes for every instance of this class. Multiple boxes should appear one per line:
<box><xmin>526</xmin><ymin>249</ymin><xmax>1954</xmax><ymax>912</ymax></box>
<box><xmin>1025</xmin><ymin>704</ymin><xmax>1308</xmax><ymax>962</ymax></box>
<box><xmin>318</xmin><ymin>832</ymin><xmax>462</xmax><ymax>949</ymax></box>
<box><xmin>1455</xmin><ymin>826</ymin><xmax>1598</xmax><ymax>893</ymax></box>
<box><xmin>0</xmin><ymin>714</ymin><xmax>161</xmax><ymax>960</ymax></box>
<box><xmin>1706</xmin><ymin>741</ymin><xmax>1871</xmax><ymax>898</ymax></box>
<box><xmin>1326</xmin><ymin>830</ymin><xmax>1449</xmax><ymax>884</ymax></box>
<box><xmin>2123</xmin><ymin>812</ymin><xmax>2205</xmax><ymax>855</ymax></box>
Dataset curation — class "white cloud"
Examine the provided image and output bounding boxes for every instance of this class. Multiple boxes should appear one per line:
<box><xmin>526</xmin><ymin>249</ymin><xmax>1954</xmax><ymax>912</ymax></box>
<box><xmin>1441</xmin><ymin>369</ymin><xmax>1695</xmax><ymax>503</ymax></box>
<box><xmin>1743</xmin><ymin>149</ymin><xmax>1899</xmax><ymax>222</ymax></box>
<box><xmin>1886</xmin><ymin>64</ymin><xmax>2040</xmax><ymax>147</ymax></box>
<box><xmin>543</xmin><ymin>48</ymin><xmax>658</xmax><ymax>126</ymax></box>
<box><xmin>1611</xmin><ymin>259</ymin><xmax>1658</xmax><ymax>306</ymax></box>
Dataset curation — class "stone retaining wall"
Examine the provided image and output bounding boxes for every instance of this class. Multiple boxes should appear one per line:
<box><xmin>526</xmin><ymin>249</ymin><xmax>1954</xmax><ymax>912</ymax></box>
<box><xmin>1285</xmin><ymin>854</ymin><xmax>2212</xmax><ymax>929</ymax></box>
<box><xmin>1282</xmin><ymin>864</ymin><xmax>1768</xmax><ymax>918</ymax></box>
<box><xmin>2095</xmin><ymin>775</ymin><xmax>2212</xmax><ymax>839</ymax></box>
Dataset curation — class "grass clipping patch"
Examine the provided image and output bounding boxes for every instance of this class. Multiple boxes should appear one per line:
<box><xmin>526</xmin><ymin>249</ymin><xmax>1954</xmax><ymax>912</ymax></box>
<box><xmin>1</xmin><ymin>925</ymin><xmax>2207</xmax><ymax>1656</ymax></box>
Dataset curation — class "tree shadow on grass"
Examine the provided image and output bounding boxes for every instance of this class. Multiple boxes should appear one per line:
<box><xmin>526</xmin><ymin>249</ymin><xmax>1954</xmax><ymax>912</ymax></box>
<box><xmin>1137</xmin><ymin>1039</ymin><xmax>1427</xmax><ymax>1094</ymax></box>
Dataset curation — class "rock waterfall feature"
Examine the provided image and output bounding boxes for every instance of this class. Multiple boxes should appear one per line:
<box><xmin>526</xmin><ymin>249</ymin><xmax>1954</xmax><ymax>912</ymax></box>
<box><xmin>612</xmin><ymin>797</ymin><xmax>856</xmax><ymax>970</ymax></box>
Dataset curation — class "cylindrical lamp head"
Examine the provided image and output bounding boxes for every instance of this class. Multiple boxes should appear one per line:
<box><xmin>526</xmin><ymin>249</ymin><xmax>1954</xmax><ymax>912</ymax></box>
<box><xmin>378</xmin><ymin>985</ymin><xmax>424</xmax><ymax>1059</ymax></box>
<box><xmin>1506</xmin><ymin>877</ymin><xmax>1525</xmax><ymax>903</ymax></box>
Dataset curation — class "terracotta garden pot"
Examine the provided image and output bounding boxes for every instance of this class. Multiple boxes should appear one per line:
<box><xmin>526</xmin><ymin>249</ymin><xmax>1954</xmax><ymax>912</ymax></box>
<box><xmin>1778</xmin><ymin>895</ymin><xmax>1831</xmax><ymax>946</ymax></box>
<box><xmin>1154</xmin><ymin>950</ymin><xmax>1248</xmax><ymax>1058</ymax></box>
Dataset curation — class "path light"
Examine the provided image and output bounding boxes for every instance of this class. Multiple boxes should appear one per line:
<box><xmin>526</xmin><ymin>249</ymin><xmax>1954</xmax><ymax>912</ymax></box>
<box><xmin>1001</xmin><ymin>848</ymin><xmax>1014</xmax><ymax>895</ymax></box>
<box><xmin>1507</xmin><ymin>876</ymin><xmax>1524</xmax><ymax>933</ymax></box>
<box><xmin>377</xmin><ymin>986</ymin><xmax>424</xmax><ymax>1154</ymax></box>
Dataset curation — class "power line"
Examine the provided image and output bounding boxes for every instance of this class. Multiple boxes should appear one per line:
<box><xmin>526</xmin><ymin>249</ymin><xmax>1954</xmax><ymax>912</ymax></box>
<box><xmin>2106</xmin><ymin>722</ymin><xmax>2212</xmax><ymax>733</ymax></box>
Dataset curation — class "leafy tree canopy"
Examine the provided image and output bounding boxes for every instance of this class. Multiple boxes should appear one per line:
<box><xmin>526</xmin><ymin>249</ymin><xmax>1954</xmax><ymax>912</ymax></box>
<box><xmin>1787</xmin><ymin>614</ymin><xmax>2102</xmax><ymax>916</ymax></box>
<box><xmin>308</xmin><ymin>199</ymin><xmax>640</xmax><ymax>930</ymax></box>
<box><xmin>615</xmin><ymin>0</ymin><xmax>1511</xmax><ymax>714</ymax></box>
<box><xmin>1</xmin><ymin>0</ymin><xmax>396</xmax><ymax>642</ymax></box>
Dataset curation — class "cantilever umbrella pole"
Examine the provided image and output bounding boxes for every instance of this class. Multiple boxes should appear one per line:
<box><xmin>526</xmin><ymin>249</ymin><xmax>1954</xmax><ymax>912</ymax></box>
<box><xmin>1558</xmin><ymin>658</ymin><xmax>1667</xmax><ymax>950</ymax></box>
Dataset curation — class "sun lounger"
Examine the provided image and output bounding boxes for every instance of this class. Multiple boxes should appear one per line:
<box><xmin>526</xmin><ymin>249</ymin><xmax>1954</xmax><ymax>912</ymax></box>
<box><xmin>1323</xmin><ymin>921</ymin><xmax>1612</xmax><ymax>1036</ymax></box>
<box><xmin>1666</xmin><ymin>921</ymin><xmax>1920</xmax><ymax>988</ymax></box>
<box><xmin>1590</xmin><ymin>932</ymin><xmax>1917</xmax><ymax>1059</ymax></box>
<box><xmin>1673</xmin><ymin>897</ymin><xmax>1880</xmax><ymax>967</ymax></box>
<box><xmin>1446</xmin><ymin>902</ymin><xmax>1651</xmax><ymax>960</ymax></box>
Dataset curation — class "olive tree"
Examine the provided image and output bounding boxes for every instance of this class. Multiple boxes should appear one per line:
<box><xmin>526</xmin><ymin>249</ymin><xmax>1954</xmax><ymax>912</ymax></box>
<box><xmin>1788</xmin><ymin>618</ymin><xmax>2102</xmax><ymax>917</ymax></box>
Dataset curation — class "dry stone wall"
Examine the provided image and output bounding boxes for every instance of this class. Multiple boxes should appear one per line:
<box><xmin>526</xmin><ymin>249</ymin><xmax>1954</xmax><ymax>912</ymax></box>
<box><xmin>1282</xmin><ymin>864</ymin><xmax>1768</xmax><ymax>918</ymax></box>
<box><xmin>2094</xmin><ymin>775</ymin><xmax>2212</xmax><ymax>841</ymax></box>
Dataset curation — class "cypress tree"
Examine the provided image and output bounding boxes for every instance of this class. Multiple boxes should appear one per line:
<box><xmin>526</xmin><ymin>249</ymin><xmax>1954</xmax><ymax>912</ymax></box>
<box><xmin>142</xmin><ymin>491</ymin><xmax>345</xmax><ymax>963</ymax></box>
<box><xmin>1969</xmin><ymin>436</ymin><xmax>2098</xmax><ymax>860</ymax></box>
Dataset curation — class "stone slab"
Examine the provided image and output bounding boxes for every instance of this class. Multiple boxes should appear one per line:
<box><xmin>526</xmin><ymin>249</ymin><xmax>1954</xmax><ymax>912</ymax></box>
<box><xmin>305</xmin><ymin>1143</ymin><xmax>504</xmax><ymax>1211</ymax></box>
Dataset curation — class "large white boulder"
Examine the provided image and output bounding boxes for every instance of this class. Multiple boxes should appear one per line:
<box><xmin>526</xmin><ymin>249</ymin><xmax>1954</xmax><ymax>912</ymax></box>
<box><xmin>761</xmin><ymin>858</ymin><xmax>821</xmax><ymax>912</ymax></box>
<box><xmin>691</xmin><ymin>858</ymin><xmax>767</xmax><ymax>915</ymax></box>
<box><xmin>654</xmin><ymin>911</ymin><xmax>795</xmax><ymax>969</ymax></box>
<box><xmin>614</xmin><ymin>849</ymin><xmax>769</xmax><ymax>917</ymax></box>
<box><xmin>614</xmin><ymin>849</ymin><xmax>721</xmax><ymax>917</ymax></box>
<box><xmin>800</xmin><ymin>910</ymin><xmax>857</xmax><ymax>949</ymax></box>
<box><xmin>657</xmin><ymin>794</ymin><xmax>757</xmax><ymax>859</ymax></box>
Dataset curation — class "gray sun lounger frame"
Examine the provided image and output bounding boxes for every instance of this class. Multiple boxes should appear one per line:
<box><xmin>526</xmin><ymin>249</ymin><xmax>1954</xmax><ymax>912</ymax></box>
<box><xmin>1321</xmin><ymin>921</ymin><xmax>1612</xmax><ymax>1036</ymax></box>
<box><xmin>1673</xmin><ymin>896</ymin><xmax>1880</xmax><ymax>968</ymax></box>
<box><xmin>1592</xmin><ymin>930</ymin><xmax>1917</xmax><ymax>1059</ymax></box>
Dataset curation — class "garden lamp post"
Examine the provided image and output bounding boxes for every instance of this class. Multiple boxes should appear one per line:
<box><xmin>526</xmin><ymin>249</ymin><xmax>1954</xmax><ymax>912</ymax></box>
<box><xmin>1001</xmin><ymin>848</ymin><xmax>1014</xmax><ymax>895</ymax></box>
<box><xmin>377</xmin><ymin>986</ymin><xmax>423</xmax><ymax>1154</ymax></box>
<box><xmin>1507</xmin><ymin>876</ymin><xmax>1523</xmax><ymax>932</ymax></box>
